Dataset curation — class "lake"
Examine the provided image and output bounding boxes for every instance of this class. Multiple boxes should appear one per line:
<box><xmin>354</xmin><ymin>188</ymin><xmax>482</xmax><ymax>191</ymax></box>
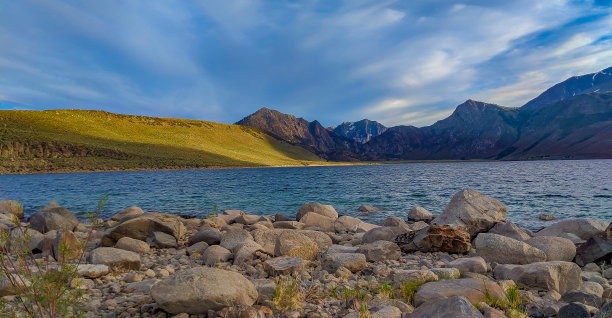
<box><xmin>1</xmin><ymin>160</ymin><xmax>611</xmax><ymax>230</ymax></box>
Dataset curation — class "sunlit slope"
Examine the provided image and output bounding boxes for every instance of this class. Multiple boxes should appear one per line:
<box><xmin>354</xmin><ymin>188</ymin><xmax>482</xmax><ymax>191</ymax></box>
<box><xmin>0</xmin><ymin>109</ymin><xmax>323</xmax><ymax>173</ymax></box>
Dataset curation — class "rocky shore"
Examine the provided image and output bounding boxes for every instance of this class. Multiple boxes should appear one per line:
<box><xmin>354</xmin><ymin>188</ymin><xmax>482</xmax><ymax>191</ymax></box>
<box><xmin>1</xmin><ymin>189</ymin><xmax>611</xmax><ymax>318</ymax></box>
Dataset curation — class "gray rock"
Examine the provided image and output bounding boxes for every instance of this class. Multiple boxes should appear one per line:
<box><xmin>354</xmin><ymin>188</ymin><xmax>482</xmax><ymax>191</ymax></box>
<box><xmin>186</xmin><ymin>241</ymin><xmax>209</xmax><ymax>256</ymax></box>
<box><xmin>151</xmin><ymin>267</ymin><xmax>258</xmax><ymax>314</ymax></box>
<box><xmin>322</xmin><ymin>253</ymin><xmax>367</xmax><ymax>273</ymax></box>
<box><xmin>326</xmin><ymin>244</ymin><xmax>359</xmax><ymax>254</ymax></box>
<box><xmin>539</xmin><ymin>213</ymin><xmax>557</xmax><ymax>221</ymax></box>
<box><xmin>407</xmin><ymin>206</ymin><xmax>434</xmax><ymax>222</ymax></box>
<box><xmin>296</xmin><ymin>202</ymin><xmax>338</xmax><ymax>221</ymax></box>
<box><xmin>560</xmin><ymin>290</ymin><xmax>603</xmax><ymax>307</ymax></box>
<box><xmin>558</xmin><ymin>302</ymin><xmax>589</xmax><ymax>318</ymax></box>
<box><xmin>525</xmin><ymin>236</ymin><xmax>576</xmax><ymax>261</ymax></box>
<box><xmin>430</xmin><ymin>268</ymin><xmax>460</xmax><ymax>280</ymax></box>
<box><xmin>147</xmin><ymin>231</ymin><xmax>177</xmax><ymax>248</ymax></box>
<box><xmin>574</xmin><ymin>237</ymin><xmax>612</xmax><ymax>266</ymax></box>
<box><xmin>115</xmin><ymin>237</ymin><xmax>150</xmax><ymax>254</ymax></box>
<box><xmin>474</xmin><ymin>233</ymin><xmax>546</xmax><ymax>264</ymax></box>
<box><xmin>89</xmin><ymin>247</ymin><xmax>141</xmax><ymax>271</ymax></box>
<box><xmin>125</xmin><ymin>278</ymin><xmax>160</xmax><ymax>294</ymax></box>
<box><xmin>358</xmin><ymin>204</ymin><xmax>382</xmax><ymax>213</ymax></box>
<box><xmin>110</xmin><ymin>206</ymin><xmax>144</xmax><ymax>222</ymax></box>
<box><xmin>381</xmin><ymin>217</ymin><xmax>410</xmax><ymax>230</ymax></box>
<box><xmin>273</xmin><ymin>221</ymin><xmax>305</xmax><ymax>230</ymax></box>
<box><xmin>77</xmin><ymin>264</ymin><xmax>109</xmax><ymax>278</ymax></box>
<box><xmin>448</xmin><ymin>256</ymin><xmax>488</xmax><ymax>274</ymax></box>
<box><xmin>29</xmin><ymin>207</ymin><xmax>78</xmax><ymax>233</ymax></box>
<box><xmin>356</xmin><ymin>240</ymin><xmax>401</xmax><ymax>262</ymax></box>
<box><xmin>101</xmin><ymin>212</ymin><xmax>186</xmax><ymax>246</ymax></box>
<box><xmin>10</xmin><ymin>227</ymin><xmax>44</xmax><ymax>252</ymax></box>
<box><xmin>413</xmin><ymin>278</ymin><xmax>504</xmax><ymax>307</ymax></box>
<box><xmin>188</xmin><ymin>226</ymin><xmax>222</xmax><ymax>246</ymax></box>
<box><xmin>252</xmin><ymin>229</ymin><xmax>331</xmax><ymax>255</ymax></box>
<box><xmin>234</xmin><ymin>240</ymin><xmax>263</xmax><ymax>265</ymax></box>
<box><xmin>362</xmin><ymin>226</ymin><xmax>403</xmax><ymax>244</ymax></box>
<box><xmin>335</xmin><ymin>216</ymin><xmax>364</xmax><ymax>233</ymax></box>
<box><xmin>494</xmin><ymin>261</ymin><xmax>582</xmax><ymax>294</ymax></box>
<box><xmin>274</xmin><ymin>231</ymin><xmax>319</xmax><ymax>260</ymax></box>
<box><xmin>250</xmin><ymin>278</ymin><xmax>276</xmax><ymax>301</ymax></box>
<box><xmin>581</xmin><ymin>281</ymin><xmax>604</xmax><ymax>297</ymax></box>
<box><xmin>432</xmin><ymin>189</ymin><xmax>507</xmax><ymax>236</ymax></box>
<box><xmin>535</xmin><ymin>218</ymin><xmax>609</xmax><ymax>240</ymax></box>
<box><xmin>488</xmin><ymin>222</ymin><xmax>531</xmax><ymax>241</ymax></box>
<box><xmin>392</xmin><ymin>269</ymin><xmax>438</xmax><ymax>288</ymax></box>
<box><xmin>409</xmin><ymin>296</ymin><xmax>484</xmax><ymax>318</ymax></box>
<box><xmin>264</xmin><ymin>256</ymin><xmax>305</xmax><ymax>276</ymax></box>
<box><xmin>234</xmin><ymin>214</ymin><xmax>262</xmax><ymax>225</ymax></box>
<box><xmin>220</xmin><ymin>229</ymin><xmax>253</xmax><ymax>252</ymax></box>
<box><xmin>300</xmin><ymin>212</ymin><xmax>335</xmax><ymax>232</ymax></box>
<box><xmin>371</xmin><ymin>305</ymin><xmax>400</xmax><ymax>318</ymax></box>
<box><xmin>201</xmin><ymin>245</ymin><xmax>232</xmax><ymax>266</ymax></box>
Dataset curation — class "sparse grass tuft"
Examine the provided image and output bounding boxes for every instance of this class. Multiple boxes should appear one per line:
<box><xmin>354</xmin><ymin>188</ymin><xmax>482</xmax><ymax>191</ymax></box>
<box><xmin>399</xmin><ymin>280</ymin><xmax>424</xmax><ymax>304</ymax></box>
<box><xmin>483</xmin><ymin>285</ymin><xmax>527</xmax><ymax>318</ymax></box>
<box><xmin>359</xmin><ymin>303</ymin><xmax>370</xmax><ymax>318</ymax></box>
<box><xmin>271</xmin><ymin>275</ymin><xmax>303</xmax><ymax>312</ymax></box>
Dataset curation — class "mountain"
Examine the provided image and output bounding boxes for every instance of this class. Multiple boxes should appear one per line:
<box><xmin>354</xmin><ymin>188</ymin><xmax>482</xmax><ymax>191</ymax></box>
<box><xmin>331</xmin><ymin>119</ymin><xmax>387</xmax><ymax>143</ymax></box>
<box><xmin>0</xmin><ymin>109</ymin><xmax>323</xmax><ymax>174</ymax></box>
<box><xmin>235</xmin><ymin>107</ymin><xmax>362</xmax><ymax>160</ymax></box>
<box><xmin>522</xmin><ymin>66</ymin><xmax>612</xmax><ymax>109</ymax></box>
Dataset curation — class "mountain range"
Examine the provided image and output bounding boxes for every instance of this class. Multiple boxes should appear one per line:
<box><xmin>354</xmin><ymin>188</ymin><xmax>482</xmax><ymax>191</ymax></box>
<box><xmin>237</xmin><ymin>66</ymin><xmax>612</xmax><ymax>161</ymax></box>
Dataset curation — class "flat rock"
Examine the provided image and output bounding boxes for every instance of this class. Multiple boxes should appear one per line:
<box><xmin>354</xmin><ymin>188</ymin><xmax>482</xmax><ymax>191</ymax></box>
<box><xmin>201</xmin><ymin>245</ymin><xmax>232</xmax><ymax>266</ymax></box>
<box><xmin>525</xmin><ymin>236</ymin><xmax>576</xmax><ymax>261</ymax></box>
<box><xmin>29</xmin><ymin>207</ymin><xmax>78</xmax><ymax>233</ymax></box>
<box><xmin>264</xmin><ymin>256</ymin><xmax>305</xmax><ymax>276</ymax></box>
<box><xmin>274</xmin><ymin>231</ymin><xmax>319</xmax><ymax>260</ymax></box>
<box><xmin>409</xmin><ymin>296</ymin><xmax>484</xmax><ymax>318</ymax></box>
<box><xmin>448</xmin><ymin>256</ymin><xmax>488</xmax><ymax>274</ymax></box>
<box><xmin>356</xmin><ymin>240</ymin><xmax>401</xmax><ymax>262</ymax></box>
<box><xmin>89</xmin><ymin>247</ymin><xmax>141</xmax><ymax>271</ymax></box>
<box><xmin>321</xmin><ymin>253</ymin><xmax>367</xmax><ymax>273</ymax></box>
<box><xmin>535</xmin><ymin>218</ymin><xmax>608</xmax><ymax>240</ymax></box>
<box><xmin>115</xmin><ymin>237</ymin><xmax>150</xmax><ymax>254</ymax></box>
<box><xmin>188</xmin><ymin>226</ymin><xmax>223</xmax><ymax>246</ymax></box>
<box><xmin>101</xmin><ymin>212</ymin><xmax>185</xmax><ymax>246</ymax></box>
<box><xmin>77</xmin><ymin>264</ymin><xmax>110</xmax><ymax>278</ymax></box>
<box><xmin>432</xmin><ymin>189</ymin><xmax>507</xmax><ymax>236</ymax></box>
<box><xmin>407</xmin><ymin>206</ymin><xmax>434</xmax><ymax>222</ymax></box>
<box><xmin>413</xmin><ymin>278</ymin><xmax>504</xmax><ymax>307</ymax></box>
<box><xmin>474</xmin><ymin>233</ymin><xmax>546</xmax><ymax>264</ymax></box>
<box><xmin>488</xmin><ymin>221</ymin><xmax>531</xmax><ymax>241</ymax></box>
<box><xmin>151</xmin><ymin>267</ymin><xmax>257</xmax><ymax>314</ymax></box>
<box><xmin>110</xmin><ymin>206</ymin><xmax>144</xmax><ymax>222</ymax></box>
<box><xmin>296</xmin><ymin>202</ymin><xmax>338</xmax><ymax>220</ymax></box>
<box><xmin>494</xmin><ymin>261</ymin><xmax>582</xmax><ymax>294</ymax></box>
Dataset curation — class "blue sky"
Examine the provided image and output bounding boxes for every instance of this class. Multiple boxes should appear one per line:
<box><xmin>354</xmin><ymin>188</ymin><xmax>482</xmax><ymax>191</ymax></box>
<box><xmin>1</xmin><ymin>0</ymin><xmax>611</xmax><ymax>127</ymax></box>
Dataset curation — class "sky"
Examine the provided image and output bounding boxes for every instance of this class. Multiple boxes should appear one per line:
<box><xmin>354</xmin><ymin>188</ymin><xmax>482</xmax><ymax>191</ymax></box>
<box><xmin>1</xmin><ymin>1</ymin><xmax>612</xmax><ymax>127</ymax></box>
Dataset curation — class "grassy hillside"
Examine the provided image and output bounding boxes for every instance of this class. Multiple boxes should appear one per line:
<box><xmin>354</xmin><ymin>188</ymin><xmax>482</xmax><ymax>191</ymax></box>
<box><xmin>0</xmin><ymin>109</ymin><xmax>324</xmax><ymax>174</ymax></box>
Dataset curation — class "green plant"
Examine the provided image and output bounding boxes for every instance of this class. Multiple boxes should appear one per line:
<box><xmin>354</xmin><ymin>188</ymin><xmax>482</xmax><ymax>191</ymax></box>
<box><xmin>271</xmin><ymin>275</ymin><xmax>303</xmax><ymax>312</ymax></box>
<box><xmin>483</xmin><ymin>285</ymin><xmax>527</xmax><ymax>317</ymax></box>
<box><xmin>329</xmin><ymin>283</ymin><xmax>339</xmax><ymax>299</ymax></box>
<box><xmin>359</xmin><ymin>303</ymin><xmax>370</xmax><ymax>318</ymax></box>
<box><xmin>373</xmin><ymin>281</ymin><xmax>395</xmax><ymax>299</ymax></box>
<box><xmin>339</xmin><ymin>286</ymin><xmax>369</xmax><ymax>302</ymax></box>
<box><xmin>206</xmin><ymin>213</ymin><xmax>218</xmax><ymax>219</ymax></box>
<box><xmin>0</xmin><ymin>195</ymin><xmax>107</xmax><ymax>317</ymax></box>
<box><xmin>399</xmin><ymin>280</ymin><xmax>423</xmax><ymax>304</ymax></box>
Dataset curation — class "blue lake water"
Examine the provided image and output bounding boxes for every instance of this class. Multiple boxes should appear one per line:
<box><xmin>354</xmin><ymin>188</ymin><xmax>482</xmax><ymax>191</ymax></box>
<box><xmin>1</xmin><ymin>160</ymin><xmax>611</xmax><ymax>230</ymax></box>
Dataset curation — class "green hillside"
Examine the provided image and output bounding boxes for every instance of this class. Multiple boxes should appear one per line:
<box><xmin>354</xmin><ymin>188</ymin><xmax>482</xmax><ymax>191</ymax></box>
<box><xmin>0</xmin><ymin>109</ymin><xmax>324</xmax><ymax>174</ymax></box>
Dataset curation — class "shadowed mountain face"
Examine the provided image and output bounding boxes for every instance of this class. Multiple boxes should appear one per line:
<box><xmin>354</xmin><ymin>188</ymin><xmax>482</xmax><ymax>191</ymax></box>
<box><xmin>522</xmin><ymin>66</ymin><xmax>612</xmax><ymax>109</ymax></box>
<box><xmin>331</xmin><ymin>119</ymin><xmax>387</xmax><ymax>143</ymax></box>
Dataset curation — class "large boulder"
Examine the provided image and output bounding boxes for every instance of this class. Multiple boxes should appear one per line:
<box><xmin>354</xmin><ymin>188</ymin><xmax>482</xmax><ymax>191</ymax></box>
<box><xmin>274</xmin><ymin>231</ymin><xmax>319</xmax><ymax>260</ymax></box>
<box><xmin>535</xmin><ymin>218</ymin><xmax>608</xmax><ymax>240</ymax></box>
<box><xmin>0</xmin><ymin>200</ymin><xmax>23</xmax><ymax>219</ymax></box>
<box><xmin>448</xmin><ymin>256</ymin><xmax>488</xmax><ymax>274</ymax></box>
<box><xmin>321</xmin><ymin>253</ymin><xmax>367</xmax><ymax>273</ymax></box>
<box><xmin>407</xmin><ymin>206</ymin><xmax>434</xmax><ymax>222</ymax></box>
<box><xmin>110</xmin><ymin>206</ymin><xmax>144</xmax><ymax>222</ymax></box>
<box><xmin>151</xmin><ymin>267</ymin><xmax>257</xmax><ymax>314</ymax></box>
<box><xmin>29</xmin><ymin>207</ymin><xmax>78</xmax><ymax>233</ymax></box>
<box><xmin>188</xmin><ymin>226</ymin><xmax>222</xmax><ymax>246</ymax></box>
<box><xmin>296</xmin><ymin>202</ymin><xmax>338</xmax><ymax>221</ymax></box>
<box><xmin>233</xmin><ymin>240</ymin><xmax>263</xmax><ymax>265</ymax></box>
<box><xmin>493</xmin><ymin>261</ymin><xmax>581</xmax><ymax>294</ymax></box>
<box><xmin>488</xmin><ymin>222</ymin><xmax>531</xmax><ymax>241</ymax></box>
<box><xmin>574</xmin><ymin>236</ymin><xmax>612</xmax><ymax>266</ymax></box>
<box><xmin>395</xmin><ymin>225</ymin><xmax>471</xmax><ymax>254</ymax></box>
<box><xmin>356</xmin><ymin>240</ymin><xmax>401</xmax><ymax>262</ymax></box>
<box><xmin>201</xmin><ymin>245</ymin><xmax>232</xmax><ymax>266</ymax></box>
<box><xmin>89</xmin><ymin>247</ymin><xmax>141</xmax><ymax>271</ymax></box>
<box><xmin>300</xmin><ymin>212</ymin><xmax>335</xmax><ymax>232</ymax></box>
<box><xmin>101</xmin><ymin>213</ymin><xmax>185</xmax><ymax>246</ymax></box>
<box><xmin>409</xmin><ymin>296</ymin><xmax>484</xmax><ymax>318</ymax></box>
<box><xmin>473</xmin><ymin>233</ymin><xmax>546</xmax><ymax>264</ymax></box>
<box><xmin>432</xmin><ymin>189</ymin><xmax>507</xmax><ymax>236</ymax></box>
<box><xmin>525</xmin><ymin>236</ymin><xmax>576</xmax><ymax>262</ymax></box>
<box><xmin>220</xmin><ymin>229</ymin><xmax>254</xmax><ymax>252</ymax></box>
<box><xmin>413</xmin><ymin>278</ymin><xmax>505</xmax><ymax>307</ymax></box>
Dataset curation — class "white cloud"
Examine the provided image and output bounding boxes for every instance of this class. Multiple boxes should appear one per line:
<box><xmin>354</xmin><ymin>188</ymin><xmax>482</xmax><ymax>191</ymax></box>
<box><xmin>551</xmin><ymin>33</ymin><xmax>594</xmax><ymax>57</ymax></box>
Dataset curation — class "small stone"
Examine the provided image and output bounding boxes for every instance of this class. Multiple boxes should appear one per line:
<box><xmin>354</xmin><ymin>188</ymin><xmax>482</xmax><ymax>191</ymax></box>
<box><xmin>77</xmin><ymin>264</ymin><xmax>110</xmax><ymax>278</ymax></box>
<box><xmin>358</xmin><ymin>204</ymin><xmax>382</xmax><ymax>213</ymax></box>
<box><xmin>145</xmin><ymin>269</ymin><xmax>156</xmax><ymax>278</ymax></box>
<box><xmin>538</xmin><ymin>214</ymin><xmax>557</xmax><ymax>221</ymax></box>
<box><xmin>124</xmin><ymin>272</ymin><xmax>143</xmax><ymax>283</ymax></box>
<box><xmin>147</xmin><ymin>231</ymin><xmax>178</xmax><ymax>248</ymax></box>
<box><xmin>89</xmin><ymin>247</ymin><xmax>141</xmax><ymax>271</ymax></box>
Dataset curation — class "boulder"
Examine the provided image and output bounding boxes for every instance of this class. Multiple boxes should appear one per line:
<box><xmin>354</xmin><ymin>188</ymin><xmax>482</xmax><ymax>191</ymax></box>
<box><xmin>151</xmin><ymin>267</ymin><xmax>257</xmax><ymax>314</ymax></box>
<box><xmin>252</xmin><ymin>229</ymin><xmax>332</xmax><ymax>255</ymax></box>
<box><xmin>409</xmin><ymin>296</ymin><xmax>484</xmax><ymax>318</ymax></box>
<box><xmin>77</xmin><ymin>264</ymin><xmax>109</xmax><ymax>278</ymax></box>
<box><xmin>201</xmin><ymin>245</ymin><xmax>232</xmax><ymax>266</ymax></box>
<box><xmin>381</xmin><ymin>217</ymin><xmax>410</xmax><ymax>230</ymax></box>
<box><xmin>488</xmin><ymin>222</ymin><xmax>531</xmax><ymax>241</ymax></box>
<box><xmin>251</xmin><ymin>278</ymin><xmax>275</xmax><ymax>301</ymax></box>
<box><xmin>395</xmin><ymin>225</ymin><xmax>471</xmax><ymax>254</ymax></box>
<box><xmin>430</xmin><ymin>268</ymin><xmax>460</xmax><ymax>280</ymax></box>
<box><xmin>574</xmin><ymin>237</ymin><xmax>612</xmax><ymax>266</ymax></box>
<box><xmin>413</xmin><ymin>278</ymin><xmax>505</xmax><ymax>307</ymax></box>
<box><xmin>581</xmin><ymin>281</ymin><xmax>604</xmax><ymax>297</ymax></box>
<box><xmin>89</xmin><ymin>247</ymin><xmax>141</xmax><ymax>271</ymax></box>
<box><xmin>321</xmin><ymin>253</ymin><xmax>367</xmax><ymax>273</ymax></box>
<box><xmin>186</xmin><ymin>241</ymin><xmax>209</xmax><ymax>256</ymax></box>
<box><xmin>274</xmin><ymin>214</ymin><xmax>291</xmax><ymax>222</ymax></box>
<box><xmin>300</xmin><ymin>212</ymin><xmax>335</xmax><ymax>232</ymax></box>
<box><xmin>494</xmin><ymin>261</ymin><xmax>582</xmax><ymax>294</ymax></box>
<box><xmin>220</xmin><ymin>229</ymin><xmax>254</xmax><ymax>252</ymax></box>
<box><xmin>407</xmin><ymin>206</ymin><xmax>434</xmax><ymax>222</ymax></box>
<box><xmin>296</xmin><ymin>202</ymin><xmax>338</xmax><ymax>221</ymax></box>
<box><xmin>362</xmin><ymin>226</ymin><xmax>402</xmax><ymax>244</ymax></box>
<box><xmin>101</xmin><ymin>212</ymin><xmax>185</xmax><ymax>246</ymax></box>
<box><xmin>233</xmin><ymin>240</ymin><xmax>263</xmax><ymax>265</ymax></box>
<box><xmin>273</xmin><ymin>221</ymin><xmax>306</xmax><ymax>230</ymax></box>
<box><xmin>53</xmin><ymin>230</ymin><xmax>81</xmax><ymax>262</ymax></box>
<box><xmin>147</xmin><ymin>231</ymin><xmax>177</xmax><ymax>249</ymax></box>
<box><xmin>535</xmin><ymin>218</ymin><xmax>608</xmax><ymax>240</ymax></box>
<box><xmin>232</xmin><ymin>214</ymin><xmax>260</xmax><ymax>225</ymax></box>
<box><xmin>115</xmin><ymin>237</ymin><xmax>150</xmax><ymax>254</ymax></box>
<box><xmin>356</xmin><ymin>240</ymin><xmax>401</xmax><ymax>262</ymax></box>
<box><xmin>370</xmin><ymin>306</ymin><xmax>400</xmax><ymax>318</ymax></box>
<box><xmin>392</xmin><ymin>269</ymin><xmax>438</xmax><ymax>288</ymax></box>
<box><xmin>557</xmin><ymin>302</ymin><xmax>589</xmax><ymax>318</ymax></box>
<box><xmin>474</xmin><ymin>233</ymin><xmax>546</xmax><ymax>264</ymax></box>
<box><xmin>432</xmin><ymin>189</ymin><xmax>506</xmax><ymax>236</ymax></box>
<box><xmin>264</xmin><ymin>256</ymin><xmax>305</xmax><ymax>276</ymax></box>
<box><xmin>358</xmin><ymin>204</ymin><xmax>382</xmax><ymax>213</ymax></box>
<box><xmin>525</xmin><ymin>236</ymin><xmax>576</xmax><ymax>261</ymax></box>
<box><xmin>560</xmin><ymin>290</ymin><xmax>604</xmax><ymax>307</ymax></box>
<box><xmin>10</xmin><ymin>227</ymin><xmax>44</xmax><ymax>252</ymax></box>
<box><xmin>335</xmin><ymin>216</ymin><xmax>363</xmax><ymax>233</ymax></box>
<box><xmin>110</xmin><ymin>206</ymin><xmax>144</xmax><ymax>222</ymax></box>
<box><xmin>274</xmin><ymin>231</ymin><xmax>319</xmax><ymax>260</ymax></box>
<box><xmin>448</xmin><ymin>256</ymin><xmax>488</xmax><ymax>274</ymax></box>
<box><xmin>188</xmin><ymin>226</ymin><xmax>222</xmax><ymax>246</ymax></box>
<box><xmin>29</xmin><ymin>207</ymin><xmax>78</xmax><ymax>233</ymax></box>
<box><xmin>0</xmin><ymin>200</ymin><xmax>23</xmax><ymax>219</ymax></box>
